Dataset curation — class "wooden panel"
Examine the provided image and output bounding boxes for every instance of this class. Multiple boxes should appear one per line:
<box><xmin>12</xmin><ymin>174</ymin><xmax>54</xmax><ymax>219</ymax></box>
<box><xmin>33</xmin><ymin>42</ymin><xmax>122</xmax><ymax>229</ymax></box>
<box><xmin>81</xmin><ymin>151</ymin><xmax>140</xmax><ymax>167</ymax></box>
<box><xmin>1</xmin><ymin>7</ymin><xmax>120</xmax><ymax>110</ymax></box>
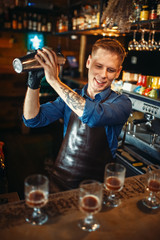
<box><xmin>0</xmin><ymin>74</ymin><xmax>27</xmax><ymax>97</ymax></box>
<box><xmin>0</xmin><ymin>97</ymin><xmax>24</xmax><ymax>129</ymax></box>
<box><xmin>0</xmin><ymin>32</ymin><xmax>27</xmax><ymax>74</ymax></box>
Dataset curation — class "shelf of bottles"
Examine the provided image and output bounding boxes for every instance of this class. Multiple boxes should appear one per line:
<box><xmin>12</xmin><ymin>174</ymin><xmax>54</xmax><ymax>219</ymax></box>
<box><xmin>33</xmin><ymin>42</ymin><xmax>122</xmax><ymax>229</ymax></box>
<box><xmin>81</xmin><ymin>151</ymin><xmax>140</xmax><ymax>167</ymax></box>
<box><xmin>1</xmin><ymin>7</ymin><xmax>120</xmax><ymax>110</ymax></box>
<box><xmin>56</xmin><ymin>0</ymin><xmax>160</xmax><ymax>36</ymax></box>
<box><xmin>127</xmin><ymin>1</ymin><xmax>160</xmax><ymax>52</ymax></box>
<box><xmin>0</xmin><ymin>5</ymin><xmax>57</xmax><ymax>33</ymax></box>
<box><xmin>1</xmin><ymin>0</ymin><xmax>160</xmax><ymax>36</ymax></box>
<box><xmin>56</xmin><ymin>3</ymin><xmax>101</xmax><ymax>33</ymax></box>
<box><xmin>130</xmin><ymin>0</ymin><xmax>160</xmax><ymax>32</ymax></box>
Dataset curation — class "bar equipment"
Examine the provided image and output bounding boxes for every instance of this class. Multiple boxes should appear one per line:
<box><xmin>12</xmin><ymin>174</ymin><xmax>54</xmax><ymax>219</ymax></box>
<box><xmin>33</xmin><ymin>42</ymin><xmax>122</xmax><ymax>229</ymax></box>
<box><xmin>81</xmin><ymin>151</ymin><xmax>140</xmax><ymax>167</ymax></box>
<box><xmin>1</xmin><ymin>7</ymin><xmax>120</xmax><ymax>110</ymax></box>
<box><xmin>117</xmin><ymin>90</ymin><xmax>160</xmax><ymax>176</ymax></box>
<box><xmin>12</xmin><ymin>49</ymin><xmax>66</xmax><ymax>73</ymax></box>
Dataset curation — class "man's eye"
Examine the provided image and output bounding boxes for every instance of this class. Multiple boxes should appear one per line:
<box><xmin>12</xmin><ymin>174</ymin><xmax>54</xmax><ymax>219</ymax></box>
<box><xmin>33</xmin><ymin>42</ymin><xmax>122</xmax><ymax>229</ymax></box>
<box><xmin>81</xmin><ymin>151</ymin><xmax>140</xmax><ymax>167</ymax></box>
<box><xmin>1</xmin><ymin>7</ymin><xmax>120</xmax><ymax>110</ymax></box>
<box><xmin>96</xmin><ymin>65</ymin><xmax>102</xmax><ymax>68</ymax></box>
<box><xmin>107</xmin><ymin>68</ymin><xmax>116</xmax><ymax>73</ymax></box>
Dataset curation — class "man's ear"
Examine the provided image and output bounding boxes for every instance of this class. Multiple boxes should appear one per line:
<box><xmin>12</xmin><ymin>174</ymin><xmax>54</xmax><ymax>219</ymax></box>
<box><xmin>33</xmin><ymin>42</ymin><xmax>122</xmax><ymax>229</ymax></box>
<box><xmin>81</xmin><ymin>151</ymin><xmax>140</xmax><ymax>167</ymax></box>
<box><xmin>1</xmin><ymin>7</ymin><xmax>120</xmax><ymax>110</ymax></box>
<box><xmin>86</xmin><ymin>55</ymin><xmax>92</xmax><ymax>69</ymax></box>
<box><xmin>115</xmin><ymin>66</ymin><xmax>122</xmax><ymax>79</ymax></box>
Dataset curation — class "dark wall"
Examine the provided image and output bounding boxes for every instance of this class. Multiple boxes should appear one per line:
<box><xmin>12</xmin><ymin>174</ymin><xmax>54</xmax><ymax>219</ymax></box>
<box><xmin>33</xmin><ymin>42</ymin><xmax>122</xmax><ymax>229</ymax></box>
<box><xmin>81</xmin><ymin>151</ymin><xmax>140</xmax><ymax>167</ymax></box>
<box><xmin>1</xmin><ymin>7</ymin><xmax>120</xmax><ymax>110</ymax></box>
<box><xmin>123</xmin><ymin>50</ymin><xmax>160</xmax><ymax>76</ymax></box>
<box><xmin>123</xmin><ymin>34</ymin><xmax>160</xmax><ymax>76</ymax></box>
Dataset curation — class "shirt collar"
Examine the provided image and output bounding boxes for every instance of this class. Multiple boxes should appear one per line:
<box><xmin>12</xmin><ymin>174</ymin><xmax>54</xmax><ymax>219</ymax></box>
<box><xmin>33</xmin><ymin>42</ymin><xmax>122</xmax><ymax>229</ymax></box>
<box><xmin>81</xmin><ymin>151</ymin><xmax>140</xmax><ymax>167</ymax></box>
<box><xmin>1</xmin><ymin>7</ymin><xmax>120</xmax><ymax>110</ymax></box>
<box><xmin>82</xmin><ymin>84</ymin><xmax>112</xmax><ymax>101</ymax></box>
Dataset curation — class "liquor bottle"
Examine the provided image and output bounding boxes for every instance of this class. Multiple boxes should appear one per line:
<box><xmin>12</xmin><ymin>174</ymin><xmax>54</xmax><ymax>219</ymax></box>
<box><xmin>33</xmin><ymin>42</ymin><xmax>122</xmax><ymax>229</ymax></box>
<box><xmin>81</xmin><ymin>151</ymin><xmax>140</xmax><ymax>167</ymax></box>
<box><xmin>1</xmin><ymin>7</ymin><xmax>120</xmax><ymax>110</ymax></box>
<box><xmin>133</xmin><ymin>0</ymin><xmax>141</xmax><ymax>22</ymax></box>
<box><xmin>91</xmin><ymin>4</ymin><xmax>100</xmax><ymax>28</ymax></box>
<box><xmin>37</xmin><ymin>14</ymin><xmax>42</xmax><ymax>32</ymax></box>
<box><xmin>77</xmin><ymin>8</ymin><xmax>85</xmax><ymax>30</ymax></box>
<box><xmin>17</xmin><ymin>14</ymin><xmax>23</xmax><ymax>30</ymax></box>
<box><xmin>28</xmin><ymin>12</ymin><xmax>33</xmax><ymax>30</ymax></box>
<box><xmin>32</xmin><ymin>13</ymin><xmax>37</xmax><ymax>31</ymax></box>
<box><xmin>84</xmin><ymin>5</ymin><xmax>92</xmax><ymax>29</ymax></box>
<box><xmin>12</xmin><ymin>12</ymin><xmax>18</xmax><ymax>29</ymax></box>
<box><xmin>60</xmin><ymin>14</ymin><xmax>66</xmax><ymax>32</ymax></box>
<box><xmin>4</xmin><ymin>8</ymin><xmax>11</xmax><ymax>29</ymax></box>
<box><xmin>140</xmin><ymin>0</ymin><xmax>149</xmax><ymax>21</ymax></box>
<box><xmin>60</xmin><ymin>15</ymin><xmax>67</xmax><ymax>32</ymax></box>
<box><xmin>149</xmin><ymin>0</ymin><xmax>157</xmax><ymax>19</ymax></box>
<box><xmin>56</xmin><ymin>17</ymin><xmax>59</xmax><ymax>32</ymax></box>
<box><xmin>157</xmin><ymin>0</ymin><xmax>160</xmax><ymax>19</ymax></box>
<box><xmin>47</xmin><ymin>15</ymin><xmax>52</xmax><ymax>32</ymax></box>
<box><xmin>58</xmin><ymin>14</ymin><xmax>63</xmax><ymax>32</ymax></box>
<box><xmin>41</xmin><ymin>15</ymin><xmax>47</xmax><ymax>32</ymax></box>
<box><xmin>23</xmin><ymin>12</ymin><xmax>28</xmax><ymax>29</ymax></box>
<box><xmin>72</xmin><ymin>10</ymin><xmax>78</xmax><ymax>30</ymax></box>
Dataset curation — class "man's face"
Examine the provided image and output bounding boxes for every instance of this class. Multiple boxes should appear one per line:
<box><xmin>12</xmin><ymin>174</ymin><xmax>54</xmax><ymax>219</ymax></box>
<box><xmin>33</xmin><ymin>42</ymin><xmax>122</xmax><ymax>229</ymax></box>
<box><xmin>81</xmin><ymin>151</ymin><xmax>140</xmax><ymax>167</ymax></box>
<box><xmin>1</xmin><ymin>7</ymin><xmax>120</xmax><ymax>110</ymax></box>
<box><xmin>86</xmin><ymin>48</ymin><xmax>122</xmax><ymax>98</ymax></box>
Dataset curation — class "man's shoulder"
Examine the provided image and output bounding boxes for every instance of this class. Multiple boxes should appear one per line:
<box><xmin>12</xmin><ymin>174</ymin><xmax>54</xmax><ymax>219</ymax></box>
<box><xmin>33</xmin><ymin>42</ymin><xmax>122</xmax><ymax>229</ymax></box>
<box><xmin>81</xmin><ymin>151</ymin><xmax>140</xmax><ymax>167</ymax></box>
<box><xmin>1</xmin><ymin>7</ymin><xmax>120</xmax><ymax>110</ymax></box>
<box><xmin>112</xmin><ymin>90</ymin><xmax>122</xmax><ymax>96</ymax></box>
<box><xmin>110</xmin><ymin>89</ymin><xmax>122</xmax><ymax>99</ymax></box>
<box><xmin>109</xmin><ymin>90</ymin><xmax>131</xmax><ymax>103</ymax></box>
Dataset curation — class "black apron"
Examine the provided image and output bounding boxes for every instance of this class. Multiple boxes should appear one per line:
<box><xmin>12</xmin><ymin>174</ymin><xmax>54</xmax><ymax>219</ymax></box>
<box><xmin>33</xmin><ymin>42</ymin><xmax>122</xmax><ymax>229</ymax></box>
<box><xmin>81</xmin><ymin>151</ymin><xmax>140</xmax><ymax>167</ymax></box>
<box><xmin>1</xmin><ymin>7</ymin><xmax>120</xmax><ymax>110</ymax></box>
<box><xmin>52</xmin><ymin>93</ymin><xmax>113</xmax><ymax>189</ymax></box>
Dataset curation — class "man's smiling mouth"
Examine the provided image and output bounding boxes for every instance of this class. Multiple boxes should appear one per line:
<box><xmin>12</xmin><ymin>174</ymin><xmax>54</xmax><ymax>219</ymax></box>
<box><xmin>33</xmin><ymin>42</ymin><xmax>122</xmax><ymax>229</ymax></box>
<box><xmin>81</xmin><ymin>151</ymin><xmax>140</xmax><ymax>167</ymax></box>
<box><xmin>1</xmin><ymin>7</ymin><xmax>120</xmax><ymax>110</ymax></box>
<box><xmin>94</xmin><ymin>78</ymin><xmax>105</xmax><ymax>86</ymax></box>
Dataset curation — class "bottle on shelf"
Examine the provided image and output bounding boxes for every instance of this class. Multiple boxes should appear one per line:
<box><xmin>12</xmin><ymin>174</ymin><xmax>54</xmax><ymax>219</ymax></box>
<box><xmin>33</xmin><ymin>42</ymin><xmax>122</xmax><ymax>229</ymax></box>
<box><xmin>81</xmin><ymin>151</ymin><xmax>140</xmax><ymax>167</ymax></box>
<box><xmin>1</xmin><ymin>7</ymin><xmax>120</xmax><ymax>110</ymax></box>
<box><xmin>23</xmin><ymin>12</ymin><xmax>28</xmax><ymax>30</ymax></box>
<box><xmin>57</xmin><ymin>14</ymin><xmax>63</xmax><ymax>32</ymax></box>
<box><xmin>28</xmin><ymin>12</ymin><xmax>33</xmax><ymax>30</ymax></box>
<box><xmin>91</xmin><ymin>4</ymin><xmax>100</xmax><ymax>28</ymax></box>
<box><xmin>63</xmin><ymin>15</ymin><xmax>68</xmax><ymax>32</ymax></box>
<box><xmin>37</xmin><ymin>14</ymin><xmax>42</xmax><ymax>32</ymax></box>
<box><xmin>41</xmin><ymin>15</ymin><xmax>47</xmax><ymax>32</ymax></box>
<box><xmin>12</xmin><ymin>12</ymin><xmax>18</xmax><ymax>30</ymax></box>
<box><xmin>133</xmin><ymin>0</ymin><xmax>141</xmax><ymax>22</ymax></box>
<box><xmin>76</xmin><ymin>8</ymin><xmax>85</xmax><ymax>30</ymax></box>
<box><xmin>157</xmin><ymin>0</ymin><xmax>160</xmax><ymax>19</ymax></box>
<box><xmin>72</xmin><ymin>10</ymin><xmax>78</xmax><ymax>30</ymax></box>
<box><xmin>83</xmin><ymin>5</ymin><xmax>92</xmax><ymax>29</ymax></box>
<box><xmin>17</xmin><ymin>13</ymin><xmax>23</xmax><ymax>30</ymax></box>
<box><xmin>47</xmin><ymin>15</ymin><xmax>53</xmax><ymax>32</ymax></box>
<box><xmin>32</xmin><ymin>13</ymin><xmax>37</xmax><ymax>31</ymax></box>
<box><xmin>149</xmin><ymin>0</ymin><xmax>157</xmax><ymax>20</ymax></box>
<box><xmin>4</xmin><ymin>8</ymin><xmax>11</xmax><ymax>29</ymax></box>
<box><xmin>140</xmin><ymin>0</ymin><xmax>149</xmax><ymax>21</ymax></box>
<box><xmin>56</xmin><ymin>17</ymin><xmax>60</xmax><ymax>32</ymax></box>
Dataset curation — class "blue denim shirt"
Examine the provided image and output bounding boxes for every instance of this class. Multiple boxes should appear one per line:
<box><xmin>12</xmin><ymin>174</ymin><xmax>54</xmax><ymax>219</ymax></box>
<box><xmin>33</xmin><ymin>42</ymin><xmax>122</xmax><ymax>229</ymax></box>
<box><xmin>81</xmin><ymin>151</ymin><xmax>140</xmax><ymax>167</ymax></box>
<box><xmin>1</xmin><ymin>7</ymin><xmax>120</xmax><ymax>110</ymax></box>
<box><xmin>23</xmin><ymin>85</ymin><xmax>132</xmax><ymax>158</ymax></box>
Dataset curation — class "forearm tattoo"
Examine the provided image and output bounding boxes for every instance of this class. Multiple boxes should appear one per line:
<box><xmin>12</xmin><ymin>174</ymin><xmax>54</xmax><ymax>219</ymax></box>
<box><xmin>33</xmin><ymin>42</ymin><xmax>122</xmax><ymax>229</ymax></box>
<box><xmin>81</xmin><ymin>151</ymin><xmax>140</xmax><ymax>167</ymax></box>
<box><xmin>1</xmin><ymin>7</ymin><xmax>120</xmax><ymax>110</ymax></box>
<box><xmin>60</xmin><ymin>86</ymin><xmax>85</xmax><ymax>111</ymax></box>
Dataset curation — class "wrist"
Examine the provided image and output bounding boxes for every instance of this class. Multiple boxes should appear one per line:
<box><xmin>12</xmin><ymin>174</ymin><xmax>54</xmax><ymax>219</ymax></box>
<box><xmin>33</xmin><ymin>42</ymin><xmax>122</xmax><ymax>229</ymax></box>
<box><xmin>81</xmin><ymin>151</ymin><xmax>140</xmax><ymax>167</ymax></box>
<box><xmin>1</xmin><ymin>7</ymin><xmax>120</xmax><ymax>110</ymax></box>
<box><xmin>27</xmin><ymin>70</ymin><xmax>44</xmax><ymax>89</ymax></box>
<box><xmin>47</xmin><ymin>76</ymin><xmax>61</xmax><ymax>88</ymax></box>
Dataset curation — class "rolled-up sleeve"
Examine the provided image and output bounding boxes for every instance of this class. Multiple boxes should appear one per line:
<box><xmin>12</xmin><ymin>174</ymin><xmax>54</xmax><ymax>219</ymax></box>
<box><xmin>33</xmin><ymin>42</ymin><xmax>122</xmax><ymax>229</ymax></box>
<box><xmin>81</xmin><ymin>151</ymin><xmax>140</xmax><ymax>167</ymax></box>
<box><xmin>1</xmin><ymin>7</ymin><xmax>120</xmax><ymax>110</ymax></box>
<box><xmin>23</xmin><ymin>97</ymin><xmax>65</xmax><ymax>128</ymax></box>
<box><xmin>80</xmin><ymin>94</ymin><xmax>132</xmax><ymax>127</ymax></box>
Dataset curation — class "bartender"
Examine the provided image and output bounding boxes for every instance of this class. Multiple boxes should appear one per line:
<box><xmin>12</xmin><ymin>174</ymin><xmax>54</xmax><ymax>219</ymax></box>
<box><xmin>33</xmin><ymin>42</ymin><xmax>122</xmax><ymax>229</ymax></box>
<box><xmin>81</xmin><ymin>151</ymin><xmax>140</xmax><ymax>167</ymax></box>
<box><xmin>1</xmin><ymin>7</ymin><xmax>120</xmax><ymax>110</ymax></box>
<box><xmin>23</xmin><ymin>38</ymin><xmax>132</xmax><ymax>191</ymax></box>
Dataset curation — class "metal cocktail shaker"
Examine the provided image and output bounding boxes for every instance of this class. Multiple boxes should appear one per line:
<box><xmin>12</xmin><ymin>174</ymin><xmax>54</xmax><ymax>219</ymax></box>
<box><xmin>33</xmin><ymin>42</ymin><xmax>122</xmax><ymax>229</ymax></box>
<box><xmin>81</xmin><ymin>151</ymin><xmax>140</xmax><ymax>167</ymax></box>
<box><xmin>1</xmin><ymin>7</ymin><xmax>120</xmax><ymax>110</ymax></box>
<box><xmin>12</xmin><ymin>49</ymin><xmax>66</xmax><ymax>73</ymax></box>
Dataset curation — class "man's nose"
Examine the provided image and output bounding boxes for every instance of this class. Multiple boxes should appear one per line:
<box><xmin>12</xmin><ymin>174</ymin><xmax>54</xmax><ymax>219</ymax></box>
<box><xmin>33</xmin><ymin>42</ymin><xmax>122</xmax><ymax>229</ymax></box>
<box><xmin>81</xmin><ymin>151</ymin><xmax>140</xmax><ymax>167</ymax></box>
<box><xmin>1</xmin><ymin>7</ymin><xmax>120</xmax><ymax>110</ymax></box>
<box><xmin>100</xmin><ymin>68</ymin><xmax>107</xmax><ymax>78</ymax></box>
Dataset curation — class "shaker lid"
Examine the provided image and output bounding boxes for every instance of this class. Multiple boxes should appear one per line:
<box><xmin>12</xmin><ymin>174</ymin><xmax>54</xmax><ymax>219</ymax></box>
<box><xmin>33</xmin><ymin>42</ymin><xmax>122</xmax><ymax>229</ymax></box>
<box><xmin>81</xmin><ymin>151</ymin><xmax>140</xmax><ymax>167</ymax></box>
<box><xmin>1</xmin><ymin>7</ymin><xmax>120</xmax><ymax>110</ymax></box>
<box><xmin>13</xmin><ymin>58</ymin><xmax>23</xmax><ymax>73</ymax></box>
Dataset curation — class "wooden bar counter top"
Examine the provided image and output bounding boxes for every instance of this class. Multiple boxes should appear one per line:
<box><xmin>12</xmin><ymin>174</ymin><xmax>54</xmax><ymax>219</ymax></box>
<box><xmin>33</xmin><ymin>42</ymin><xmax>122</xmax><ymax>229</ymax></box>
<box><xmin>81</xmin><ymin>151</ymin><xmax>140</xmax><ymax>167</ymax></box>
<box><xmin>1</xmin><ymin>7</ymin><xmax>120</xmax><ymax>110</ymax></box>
<box><xmin>0</xmin><ymin>174</ymin><xmax>160</xmax><ymax>240</ymax></box>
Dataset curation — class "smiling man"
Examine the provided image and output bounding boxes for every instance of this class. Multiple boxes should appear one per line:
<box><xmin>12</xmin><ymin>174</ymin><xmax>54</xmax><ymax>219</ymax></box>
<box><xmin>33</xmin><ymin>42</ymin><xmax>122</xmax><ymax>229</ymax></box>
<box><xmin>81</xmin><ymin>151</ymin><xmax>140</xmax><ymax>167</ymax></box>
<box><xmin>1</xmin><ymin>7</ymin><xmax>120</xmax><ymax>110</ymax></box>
<box><xmin>23</xmin><ymin>38</ymin><xmax>132</xmax><ymax>191</ymax></box>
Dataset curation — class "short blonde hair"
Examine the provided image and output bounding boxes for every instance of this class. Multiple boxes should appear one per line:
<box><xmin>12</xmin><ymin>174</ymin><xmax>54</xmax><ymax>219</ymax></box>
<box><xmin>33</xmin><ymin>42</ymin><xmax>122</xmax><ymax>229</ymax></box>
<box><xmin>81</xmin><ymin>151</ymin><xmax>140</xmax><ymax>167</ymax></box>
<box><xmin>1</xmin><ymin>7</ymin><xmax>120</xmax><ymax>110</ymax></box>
<box><xmin>91</xmin><ymin>38</ymin><xmax>126</xmax><ymax>64</ymax></box>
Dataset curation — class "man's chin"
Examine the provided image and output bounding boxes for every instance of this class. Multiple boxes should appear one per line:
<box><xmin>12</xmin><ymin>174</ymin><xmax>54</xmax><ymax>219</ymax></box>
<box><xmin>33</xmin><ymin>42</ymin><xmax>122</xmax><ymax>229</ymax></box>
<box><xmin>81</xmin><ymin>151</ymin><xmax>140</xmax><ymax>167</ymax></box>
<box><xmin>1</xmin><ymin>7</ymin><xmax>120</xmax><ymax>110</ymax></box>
<box><xmin>95</xmin><ymin>83</ymin><xmax>110</xmax><ymax>91</ymax></box>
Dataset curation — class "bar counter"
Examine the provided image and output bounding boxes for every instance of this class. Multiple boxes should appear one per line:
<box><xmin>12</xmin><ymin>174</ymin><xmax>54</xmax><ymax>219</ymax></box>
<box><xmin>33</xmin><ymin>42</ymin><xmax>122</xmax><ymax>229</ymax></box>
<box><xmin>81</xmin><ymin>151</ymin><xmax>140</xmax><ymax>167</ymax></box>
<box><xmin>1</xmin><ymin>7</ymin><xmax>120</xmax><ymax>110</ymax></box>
<box><xmin>0</xmin><ymin>174</ymin><xmax>160</xmax><ymax>240</ymax></box>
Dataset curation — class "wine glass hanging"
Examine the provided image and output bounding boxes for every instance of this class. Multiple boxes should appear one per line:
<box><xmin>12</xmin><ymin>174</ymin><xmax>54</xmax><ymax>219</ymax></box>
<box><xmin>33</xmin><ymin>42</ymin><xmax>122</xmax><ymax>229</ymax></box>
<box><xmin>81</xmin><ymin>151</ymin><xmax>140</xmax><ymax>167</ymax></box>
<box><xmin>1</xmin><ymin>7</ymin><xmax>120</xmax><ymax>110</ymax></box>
<box><xmin>128</xmin><ymin>30</ymin><xmax>159</xmax><ymax>51</ymax></box>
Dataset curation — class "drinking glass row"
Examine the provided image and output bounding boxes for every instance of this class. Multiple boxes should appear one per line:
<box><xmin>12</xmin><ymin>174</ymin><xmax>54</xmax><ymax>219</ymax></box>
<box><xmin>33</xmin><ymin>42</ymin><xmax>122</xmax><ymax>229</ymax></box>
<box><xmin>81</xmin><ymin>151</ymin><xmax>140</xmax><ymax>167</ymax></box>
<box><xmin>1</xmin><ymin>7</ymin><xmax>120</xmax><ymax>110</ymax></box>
<box><xmin>128</xmin><ymin>30</ymin><xmax>160</xmax><ymax>51</ymax></box>
<box><xmin>24</xmin><ymin>163</ymin><xmax>160</xmax><ymax>232</ymax></box>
